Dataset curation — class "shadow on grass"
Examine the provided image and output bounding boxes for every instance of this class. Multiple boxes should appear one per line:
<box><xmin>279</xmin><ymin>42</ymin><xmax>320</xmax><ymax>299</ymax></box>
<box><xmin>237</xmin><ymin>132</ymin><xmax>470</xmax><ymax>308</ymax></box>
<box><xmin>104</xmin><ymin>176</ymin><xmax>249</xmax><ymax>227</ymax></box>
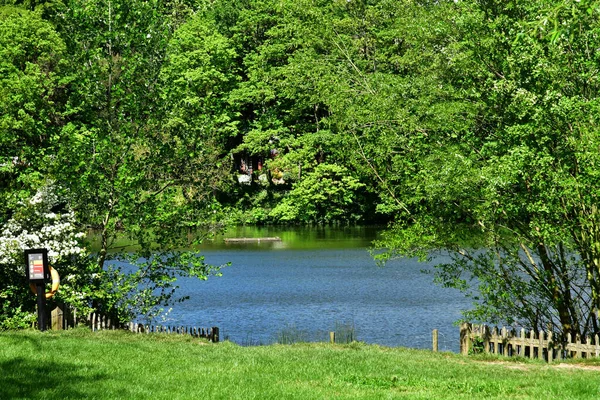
<box><xmin>0</xmin><ymin>357</ymin><xmax>111</xmax><ymax>399</ymax></box>
<box><xmin>0</xmin><ymin>332</ymin><xmax>43</xmax><ymax>351</ymax></box>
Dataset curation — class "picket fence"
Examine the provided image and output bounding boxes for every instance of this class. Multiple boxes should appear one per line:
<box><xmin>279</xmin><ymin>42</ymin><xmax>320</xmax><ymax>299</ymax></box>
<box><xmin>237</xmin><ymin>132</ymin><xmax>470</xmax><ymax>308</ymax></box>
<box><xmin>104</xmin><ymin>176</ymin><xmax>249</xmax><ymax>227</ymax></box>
<box><xmin>50</xmin><ymin>305</ymin><xmax>219</xmax><ymax>342</ymax></box>
<box><xmin>460</xmin><ymin>323</ymin><xmax>600</xmax><ymax>362</ymax></box>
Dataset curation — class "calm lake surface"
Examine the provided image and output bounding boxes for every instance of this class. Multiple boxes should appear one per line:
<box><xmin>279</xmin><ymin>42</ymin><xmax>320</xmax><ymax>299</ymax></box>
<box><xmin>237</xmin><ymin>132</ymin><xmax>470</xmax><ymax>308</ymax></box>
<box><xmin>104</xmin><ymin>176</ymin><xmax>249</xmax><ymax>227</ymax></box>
<box><xmin>162</xmin><ymin>227</ymin><xmax>472</xmax><ymax>351</ymax></box>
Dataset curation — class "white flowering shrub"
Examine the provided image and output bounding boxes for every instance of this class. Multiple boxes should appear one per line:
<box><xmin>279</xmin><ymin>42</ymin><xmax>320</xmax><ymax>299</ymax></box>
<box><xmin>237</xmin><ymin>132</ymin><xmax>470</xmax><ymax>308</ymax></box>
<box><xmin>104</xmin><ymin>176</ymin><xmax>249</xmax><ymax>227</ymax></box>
<box><xmin>0</xmin><ymin>185</ymin><xmax>86</xmax><ymax>266</ymax></box>
<box><xmin>0</xmin><ymin>183</ymin><xmax>91</xmax><ymax>329</ymax></box>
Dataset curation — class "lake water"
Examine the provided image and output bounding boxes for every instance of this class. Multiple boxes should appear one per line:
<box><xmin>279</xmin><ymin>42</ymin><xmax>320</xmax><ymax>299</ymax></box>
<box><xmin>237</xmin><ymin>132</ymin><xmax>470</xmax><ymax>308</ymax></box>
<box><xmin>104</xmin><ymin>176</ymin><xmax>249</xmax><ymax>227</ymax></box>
<box><xmin>160</xmin><ymin>227</ymin><xmax>472</xmax><ymax>352</ymax></box>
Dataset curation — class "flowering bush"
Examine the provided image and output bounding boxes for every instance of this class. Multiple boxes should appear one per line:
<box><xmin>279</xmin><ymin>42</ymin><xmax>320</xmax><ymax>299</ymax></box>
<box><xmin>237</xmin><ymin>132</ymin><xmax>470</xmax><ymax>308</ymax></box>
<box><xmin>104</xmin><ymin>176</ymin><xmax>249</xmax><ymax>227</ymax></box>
<box><xmin>0</xmin><ymin>184</ymin><xmax>86</xmax><ymax>265</ymax></box>
<box><xmin>0</xmin><ymin>183</ymin><xmax>90</xmax><ymax>329</ymax></box>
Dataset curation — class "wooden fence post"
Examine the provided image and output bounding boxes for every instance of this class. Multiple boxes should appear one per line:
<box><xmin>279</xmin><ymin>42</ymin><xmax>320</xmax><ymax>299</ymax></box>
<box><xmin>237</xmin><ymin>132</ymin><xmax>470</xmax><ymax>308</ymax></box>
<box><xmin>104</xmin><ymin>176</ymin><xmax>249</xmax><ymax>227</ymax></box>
<box><xmin>538</xmin><ymin>330</ymin><xmax>544</xmax><ymax>360</ymax></box>
<box><xmin>460</xmin><ymin>323</ymin><xmax>472</xmax><ymax>355</ymax></box>
<box><xmin>586</xmin><ymin>336</ymin><xmax>592</xmax><ymax>359</ymax></box>
<box><xmin>529</xmin><ymin>329</ymin><xmax>535</xmax><ymax>359</ymax></box>
<box><xmin>211</xmin><ymin>327</ymin><xmax>219</xmax><ymax>343</ymax></box>
<box><xmin>548</xmin><ymin>331</ymin><xmax>554</xmax><ymax>362</ymax></box>
<box><xmin>51</xmin><ymin>306</ymin><xmax>64</xmax><ymax>331</ymax></box>
<box><xmin>492</xmin><ymin>327</ymin><xmax>499</xmax><ymax>355</ymax></box>
<box><xmin>500</xmin><ymin>327</ymin><xmax>507</xmax><ymax>357</ymax></box>
<box><xmin>330</xmin><ymin>332</ymin><xmax>335</xmax><ymax>344</ymax></box>
<box><xmin>432</xmin><ymin>329</ymin><xmax>439</xmax><ymax>352</ymax></box>
<box><xmin>482</xmin><ymin>325</ymin><xmax>490</xmax><ymax>354</ymax></box>
<box><xmin>519</xmin><ymin>328</ymin><xmax>525</xmax><ymax>356</ymax></box>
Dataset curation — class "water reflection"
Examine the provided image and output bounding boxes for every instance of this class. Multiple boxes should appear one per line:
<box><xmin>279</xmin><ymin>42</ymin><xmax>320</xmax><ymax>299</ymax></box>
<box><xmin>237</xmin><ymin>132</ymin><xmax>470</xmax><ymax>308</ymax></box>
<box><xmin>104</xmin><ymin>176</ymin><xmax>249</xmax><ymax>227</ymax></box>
<box><xmin>202</xmin><ymin>225</ymin><xmax>381</xmax><ymax>250</ymax></box>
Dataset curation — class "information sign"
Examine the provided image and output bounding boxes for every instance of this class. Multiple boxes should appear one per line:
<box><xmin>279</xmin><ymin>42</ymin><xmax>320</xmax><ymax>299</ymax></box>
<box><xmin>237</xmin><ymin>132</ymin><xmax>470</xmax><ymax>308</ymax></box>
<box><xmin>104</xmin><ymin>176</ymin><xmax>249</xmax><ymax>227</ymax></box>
<box><xmin>24</xmin><ymin>249</ymin><xmax>49</xmax><ymax>283</ymax></box>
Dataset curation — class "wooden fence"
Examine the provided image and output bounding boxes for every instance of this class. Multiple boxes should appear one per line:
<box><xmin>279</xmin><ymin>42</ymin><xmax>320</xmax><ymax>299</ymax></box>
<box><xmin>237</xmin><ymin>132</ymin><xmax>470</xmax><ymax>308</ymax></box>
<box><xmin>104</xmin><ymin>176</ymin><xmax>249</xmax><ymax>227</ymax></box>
<box><xmin>127</xmin><ymin>322</ymin><xmax>219</xmax><ymax>343</ymax></box>
<box><xmin>50</xmin><ymin>305</ymin><xmax>219</xmax><ymax>342</ymax></box>
<box><xmin>460</xmin><ymin>323</ymin><xmax>600</xmax><ymax>361</ymax></box>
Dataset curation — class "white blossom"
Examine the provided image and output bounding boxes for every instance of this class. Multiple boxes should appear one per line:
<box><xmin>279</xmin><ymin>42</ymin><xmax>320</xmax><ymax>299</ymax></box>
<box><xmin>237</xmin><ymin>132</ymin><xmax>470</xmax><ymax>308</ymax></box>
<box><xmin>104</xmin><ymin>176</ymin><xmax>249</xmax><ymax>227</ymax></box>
<box><xmin>0</xmin><ymin>184</ymin><xmax>86</xmax><ymax>266</ymax></box>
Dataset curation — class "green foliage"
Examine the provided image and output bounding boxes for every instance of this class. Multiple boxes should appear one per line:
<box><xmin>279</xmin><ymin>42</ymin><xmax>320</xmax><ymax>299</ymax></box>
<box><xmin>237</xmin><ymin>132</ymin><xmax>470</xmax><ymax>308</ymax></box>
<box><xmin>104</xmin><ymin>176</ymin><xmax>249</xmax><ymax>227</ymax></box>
<box><xmin>0</xmin><ymin>304</ymin><xmax>36</xmax><ymax>330</ymax></box>
<box><xmin>270</xmin><ymin>164</ymin><xmax>365</xmax><ymax>224</ymax></box>
<box><xmin>469</xmin><ymin>336</ymin><xmax>485</xmax><ymax>356</ymax></box>
<box><xmin>160</xmin><ymin>12</ymin><xmax>238</xmax><ymax>193</ymax></box>
<box><xmin>366</xmin><ymin>0</ymin><xmax>600</xmax><ymax>339</ymax></box>
<box><xmin>88</xmin><ymin>251</ymin><xmax>223</xmax><ymax>323</ymax></box>
<box><xmin>51</xmin><ymin>0</ymin><xmax>227</xmax><ymax>322</ymax></box>
<box><xmin>0</xmin><ymin>7</ymin><xmax>66</xmax><ymax>220</ymax></box>
<box><xmin>0</xmin><ymin>9</ymin><xmax>74</xmax><ymax>326</ymax></box>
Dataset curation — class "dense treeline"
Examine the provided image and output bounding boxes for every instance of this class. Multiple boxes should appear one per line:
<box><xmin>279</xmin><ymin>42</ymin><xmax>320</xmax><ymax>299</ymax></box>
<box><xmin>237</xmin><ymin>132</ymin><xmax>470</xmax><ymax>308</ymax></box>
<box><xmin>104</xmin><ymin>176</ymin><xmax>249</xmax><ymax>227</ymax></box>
<box><xmin>1</xmin><ymin>0</ymin><xmax>431</xmax><ymax>229</ymax></box>
<box><xmin>3</xmin><ymin>0</ymin><xmax>600</xmax><ymax>343</ymax></box>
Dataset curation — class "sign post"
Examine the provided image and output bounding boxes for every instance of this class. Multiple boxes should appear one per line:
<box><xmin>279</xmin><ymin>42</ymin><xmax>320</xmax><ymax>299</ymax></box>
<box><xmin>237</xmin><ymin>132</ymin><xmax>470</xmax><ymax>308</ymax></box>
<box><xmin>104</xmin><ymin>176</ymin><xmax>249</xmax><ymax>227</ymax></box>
<box><xmin>24</xmin><ymin>249</ymin><xmax>50</xmax><ymax>331</ymax></box>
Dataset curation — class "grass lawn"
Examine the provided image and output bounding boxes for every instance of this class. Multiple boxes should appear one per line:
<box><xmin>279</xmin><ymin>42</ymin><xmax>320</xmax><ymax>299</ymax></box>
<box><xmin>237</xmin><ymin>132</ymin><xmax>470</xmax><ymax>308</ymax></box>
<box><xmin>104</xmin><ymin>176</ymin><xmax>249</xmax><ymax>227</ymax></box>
<box><xmin>1</xmin><ymin>329</ymin><xmax>600</xmax><ymax>399</ymax></box>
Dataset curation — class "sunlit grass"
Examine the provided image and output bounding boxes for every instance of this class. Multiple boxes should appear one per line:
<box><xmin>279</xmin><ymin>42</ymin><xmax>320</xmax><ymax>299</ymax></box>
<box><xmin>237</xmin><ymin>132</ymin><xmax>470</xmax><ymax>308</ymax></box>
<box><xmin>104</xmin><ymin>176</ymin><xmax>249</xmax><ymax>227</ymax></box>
<box><xmin>1</xmin><ymin>329</ymin><xmax>599</xmax><ymax>399</ymax></box>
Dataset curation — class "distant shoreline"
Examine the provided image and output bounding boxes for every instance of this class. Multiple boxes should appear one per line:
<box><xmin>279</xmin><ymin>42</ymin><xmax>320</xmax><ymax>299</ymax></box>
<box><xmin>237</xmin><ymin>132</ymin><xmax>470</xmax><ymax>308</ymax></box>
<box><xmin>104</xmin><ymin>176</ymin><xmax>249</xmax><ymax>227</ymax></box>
<box><xmin>224</xmin><ymin>237</ymin><xmax>282</xmax><ymax>243</ymax></box>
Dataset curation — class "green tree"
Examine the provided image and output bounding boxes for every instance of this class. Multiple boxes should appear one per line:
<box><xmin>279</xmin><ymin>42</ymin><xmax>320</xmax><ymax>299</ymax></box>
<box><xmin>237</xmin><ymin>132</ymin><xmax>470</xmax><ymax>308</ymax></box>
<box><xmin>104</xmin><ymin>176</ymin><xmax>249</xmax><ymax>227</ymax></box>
<box><xmin>365</xmin><ymin>0</ymin><xmax>600</xmax><ymax>341</ymax></box>
<box><xmin>0</xmin><ymin>2</ymin><xmax>228</xmax><ymax>326</ymax></box>
<box><xmin>50</xmin><ymin>0</ymin><xmax>224</xmax><ymax>322</ymax></box>
<box><xmin>270</xmin><ymin>163</ymin><xmax>366</xmax><ymax>224</ymax></box>
<box><xmin>0</xmin><ymin>6</ymin><xmax>66</xmax><ymax>222</ymax></box>
<box><xmin>159</xmin><ymin>11</ymin><xmax>239</xmax><ymax>202</ymax></box>
<box><xmin>0</xmin><ymin>8</ymin><xmax>92</xmax><ymax>327</ymax></box>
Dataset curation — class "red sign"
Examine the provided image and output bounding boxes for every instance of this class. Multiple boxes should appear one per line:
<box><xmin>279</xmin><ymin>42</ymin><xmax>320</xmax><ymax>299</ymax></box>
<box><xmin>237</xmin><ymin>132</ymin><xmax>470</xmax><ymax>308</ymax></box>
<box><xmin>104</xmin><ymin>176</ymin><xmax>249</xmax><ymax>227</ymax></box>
<box><xmin>32</xmin><ymin>259</ymin><xmax>43</xmax><ymax>274</ymax></box>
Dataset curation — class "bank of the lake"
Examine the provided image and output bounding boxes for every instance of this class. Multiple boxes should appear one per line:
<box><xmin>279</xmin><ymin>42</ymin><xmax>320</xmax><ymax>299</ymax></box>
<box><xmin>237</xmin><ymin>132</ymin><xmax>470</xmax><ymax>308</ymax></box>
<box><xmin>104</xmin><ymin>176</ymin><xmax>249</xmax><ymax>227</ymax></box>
<box><xmin>1</xmin><ymin>329</ymin><xmax>598</xmax><ymax>399</ymax></box>
<box><xmin>205</xmin><ymin>225</ymin><xmax>382</xmax><ymax>250</ymax></box>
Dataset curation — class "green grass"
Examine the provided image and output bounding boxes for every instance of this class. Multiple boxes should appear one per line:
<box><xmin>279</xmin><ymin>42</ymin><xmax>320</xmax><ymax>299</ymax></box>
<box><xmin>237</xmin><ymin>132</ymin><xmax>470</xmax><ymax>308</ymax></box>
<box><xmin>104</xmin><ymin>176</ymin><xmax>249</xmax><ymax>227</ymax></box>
<box><xmin>1</xmin><ymin>329</ymin><xmax>600</xmax><ymax>399</ymax></box>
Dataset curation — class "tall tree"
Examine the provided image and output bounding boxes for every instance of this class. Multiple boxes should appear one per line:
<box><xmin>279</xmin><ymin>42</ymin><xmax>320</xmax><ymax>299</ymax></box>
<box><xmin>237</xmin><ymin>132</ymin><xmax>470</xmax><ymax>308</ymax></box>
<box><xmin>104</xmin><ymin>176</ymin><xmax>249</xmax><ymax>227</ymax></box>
<box><xmin>364</xmin><ymin>0</ymin><xmax>600</xmax><ymax>341</ymax></box>
<box><xmin>50</xmin><ymin>0</ymin><xmax>223</xmax><ymax>320</ymax></box>
<box><xmin>0</xmin><ymin>6</ymin><xmax>66</xmax><ymax>221</ymax></box>
<box><xmin>0</xmin><ymin>6</ymin><xmax>71</xmax><ymax>327</ymax></box>
<box><xmin>159</xmin><ymin>11</ymin><xmax>238</xmax><ymax>202</ymax></box>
